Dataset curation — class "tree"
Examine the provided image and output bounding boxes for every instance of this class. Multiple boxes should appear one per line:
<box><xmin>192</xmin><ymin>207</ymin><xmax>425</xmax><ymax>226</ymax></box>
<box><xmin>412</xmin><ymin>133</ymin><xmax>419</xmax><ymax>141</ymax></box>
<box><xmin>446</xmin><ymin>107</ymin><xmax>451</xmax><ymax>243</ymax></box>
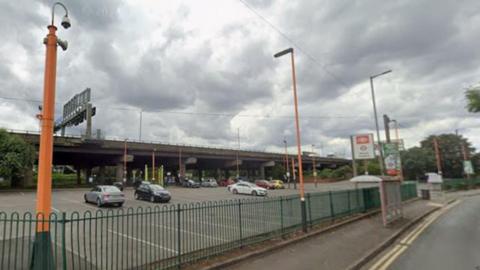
<box><xmin>465</xmin><ymin>88</ymin><xmax>480</xmax><ymax>112</ymax></box>
<box><xmin>355</xmin><ymin>160</ymin><xmax>381</xmax><ymax>175</ymax></box>
<box><xmin>420</xmin><ymin>134</ymin><xmax>474</xmax><ymax>178</ymax></box>
<box><xmin>0</xmin><ymin>129</ymin><xmax>35</xmax><ymax>187</ymax></box>
<box><xmin>401</xmin><ymin>147</ymin><xmax>436</xmax><ymax>180</ymax></box>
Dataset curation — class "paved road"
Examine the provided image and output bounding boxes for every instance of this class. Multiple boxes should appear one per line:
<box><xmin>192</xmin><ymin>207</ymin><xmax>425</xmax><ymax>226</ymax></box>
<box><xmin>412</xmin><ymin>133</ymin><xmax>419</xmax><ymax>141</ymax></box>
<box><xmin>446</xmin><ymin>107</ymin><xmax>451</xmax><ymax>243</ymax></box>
<box><xmin>389</xmin><ymin>196</ymin><xmax>480</xmax><ymax>270</ymax></box>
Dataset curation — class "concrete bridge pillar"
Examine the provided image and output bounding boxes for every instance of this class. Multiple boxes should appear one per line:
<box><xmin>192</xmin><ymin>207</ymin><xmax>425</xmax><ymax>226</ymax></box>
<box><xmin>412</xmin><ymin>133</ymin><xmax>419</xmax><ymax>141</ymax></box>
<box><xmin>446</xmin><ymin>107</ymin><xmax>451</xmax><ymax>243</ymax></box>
<box><xmin>76</xmin><ymin>166</ymin><xmax>81</xmax><ymax>185</ymax></box>
<box><xmin>116</xmin><ymin>163</ymin><xmax>124</xmax><ymax>183</ymax></box>
<box><xmin>259</xmin><ymin>161</ymin><xmax>275</xmax><ymax>180</ymax></box>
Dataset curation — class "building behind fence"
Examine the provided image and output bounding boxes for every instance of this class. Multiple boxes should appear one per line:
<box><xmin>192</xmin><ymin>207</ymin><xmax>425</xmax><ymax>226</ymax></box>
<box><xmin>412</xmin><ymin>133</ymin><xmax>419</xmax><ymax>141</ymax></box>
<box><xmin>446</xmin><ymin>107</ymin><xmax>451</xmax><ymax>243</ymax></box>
<box><xmin>0</xmin><ymin>183</ymin><xmax>417</xmax><ymax>270</ymax></box>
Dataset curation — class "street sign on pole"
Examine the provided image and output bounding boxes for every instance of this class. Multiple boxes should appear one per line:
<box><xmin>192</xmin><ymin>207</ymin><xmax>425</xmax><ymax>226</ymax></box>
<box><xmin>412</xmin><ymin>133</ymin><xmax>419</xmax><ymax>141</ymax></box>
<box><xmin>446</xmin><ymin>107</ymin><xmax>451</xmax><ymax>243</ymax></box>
<box><xmin>463</xmin><ymin>160</ymin><xmax>474</xmax><ymax>175</ymax></box>
<box><xmin>352</xmin><ymin>134</ymin><xmax>375</xmax><ymax>160</ymax></box>
<box><xmin>383</xmin><ymin>143</ymin><xmax>401</xmax><ymax>176</ymax></box>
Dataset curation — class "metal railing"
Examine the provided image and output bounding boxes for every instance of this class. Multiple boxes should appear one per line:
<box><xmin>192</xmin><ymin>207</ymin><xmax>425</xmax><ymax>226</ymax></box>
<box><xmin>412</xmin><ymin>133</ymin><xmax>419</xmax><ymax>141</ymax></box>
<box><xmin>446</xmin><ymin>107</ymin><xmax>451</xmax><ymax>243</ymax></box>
<box><xmin>0</xmin><ymin>183</ymin><xmax>417</xmax><ymax>270</ymax></box>
<box><xmin>441</xmin><ymin>178</ymin><xmax>480</xmax><ymax>191</ymax></box>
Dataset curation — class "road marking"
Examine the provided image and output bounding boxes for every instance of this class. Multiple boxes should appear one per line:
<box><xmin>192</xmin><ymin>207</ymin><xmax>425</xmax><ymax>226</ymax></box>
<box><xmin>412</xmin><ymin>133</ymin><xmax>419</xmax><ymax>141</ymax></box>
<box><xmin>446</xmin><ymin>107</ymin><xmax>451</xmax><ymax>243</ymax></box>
<box><xmin>369</xmin><ymin>200</ymin><xmax>461</xmax><ymax>270</ymax></box>
<box><xmin>153</xmin><ymin>223</ymin><xmax>227</xmax><ymax>242</ymax></box>
<box><xmin>51</xmin><ymin>207</ymin><xmax>61</xmax><ymax>213</ymax></box>
<box><xmin>107</xmin><ymin>229</ymin><xmax>178</xmax><ymax>254</ymax></box>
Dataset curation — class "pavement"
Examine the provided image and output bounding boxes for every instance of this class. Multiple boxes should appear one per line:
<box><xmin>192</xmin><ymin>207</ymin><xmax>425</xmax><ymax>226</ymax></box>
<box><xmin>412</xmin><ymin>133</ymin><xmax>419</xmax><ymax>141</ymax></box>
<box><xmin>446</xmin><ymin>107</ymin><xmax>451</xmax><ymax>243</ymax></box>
<box><xmin>223</xmin><ymin>199</ymin><xmax>439</xmax><ymax>270</ymax></box>
<box><xmin>368</xmin><ymin>194</ymin><xmax>480</xmax><ymax>270</ymax></box>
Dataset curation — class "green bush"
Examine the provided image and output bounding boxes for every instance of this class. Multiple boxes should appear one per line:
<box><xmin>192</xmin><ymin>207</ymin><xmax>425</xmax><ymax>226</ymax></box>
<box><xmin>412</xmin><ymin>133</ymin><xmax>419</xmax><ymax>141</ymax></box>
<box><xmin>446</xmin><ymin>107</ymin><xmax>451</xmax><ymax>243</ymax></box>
<box><xmin>319</xmin><ymin>168</ymin><xmax>333</xmax><ymax>179</ymax></box>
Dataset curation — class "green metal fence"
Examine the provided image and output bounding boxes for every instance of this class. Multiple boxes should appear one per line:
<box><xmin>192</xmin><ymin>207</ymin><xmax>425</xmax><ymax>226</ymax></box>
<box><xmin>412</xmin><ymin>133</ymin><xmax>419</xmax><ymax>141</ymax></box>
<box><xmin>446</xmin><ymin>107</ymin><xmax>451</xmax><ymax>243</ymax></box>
<box><xmin>0</xmin><ymin>183</ymin><xmax>417</xmax><ymax>270</ymax></box>
<box><xmin>441</xmin><ymin>178</ymin><xmax>480</xmax><ymax>191</ymax></box>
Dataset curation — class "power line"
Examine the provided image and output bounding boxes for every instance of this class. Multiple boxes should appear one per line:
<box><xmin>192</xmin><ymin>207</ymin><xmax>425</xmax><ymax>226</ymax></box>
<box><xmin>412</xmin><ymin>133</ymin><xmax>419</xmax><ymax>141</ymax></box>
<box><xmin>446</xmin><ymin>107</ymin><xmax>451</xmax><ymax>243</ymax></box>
<box><xmin>0</xmin><ymin>96</ymin><xmax>369</xmax><ymax>119</ymax></box>
<box><xmin>236</xmin><ymin>0</ymin><xmax>351</xmax><ymax>89</ymax></box>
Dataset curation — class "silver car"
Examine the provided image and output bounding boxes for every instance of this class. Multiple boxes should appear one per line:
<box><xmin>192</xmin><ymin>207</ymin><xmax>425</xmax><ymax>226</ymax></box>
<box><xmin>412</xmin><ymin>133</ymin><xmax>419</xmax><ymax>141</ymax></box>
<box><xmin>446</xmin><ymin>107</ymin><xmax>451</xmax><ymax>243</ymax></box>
<box><xmin>201</xmin><ymin>178</ymin><xmax>218</xmax><ymax>187</ymax></box>
<box><xmin>84</xmin><ymin>185</ymin><xmax>125</xmax><ymax>207</ymax></box>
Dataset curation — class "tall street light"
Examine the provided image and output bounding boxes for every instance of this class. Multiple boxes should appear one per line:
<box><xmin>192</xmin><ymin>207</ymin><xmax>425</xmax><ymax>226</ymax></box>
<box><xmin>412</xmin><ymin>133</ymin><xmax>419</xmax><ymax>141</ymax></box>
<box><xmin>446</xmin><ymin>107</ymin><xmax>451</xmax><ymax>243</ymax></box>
<box><xmin>33</xmin><ymin>2</ymin><xmax>71</xmax><ymax>269</ymax></box>
<box><xmin>274</xmin><ymin>47</ymin><xmax>307</xmax><ymax>232</ymax></box>
<box><xmin>369</xmin><ymin>69</ymin><xmax>392</xmax><ymax>176</ymax></box>
<box><xmin>283</xmin><ymin>138</ymin><xmax>290</xmax><ymax>188</ymax></box>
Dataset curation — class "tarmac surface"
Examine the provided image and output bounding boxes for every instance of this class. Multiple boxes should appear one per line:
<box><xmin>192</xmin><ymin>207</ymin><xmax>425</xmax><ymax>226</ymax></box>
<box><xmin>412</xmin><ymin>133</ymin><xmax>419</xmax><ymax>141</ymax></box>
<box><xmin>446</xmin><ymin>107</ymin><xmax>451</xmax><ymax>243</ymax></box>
<box><xmin>0</xmin><ymin>181</ymin><xmax>376</xmax><ymax>214</ymax></box>
<box><xmin>388</xmin><ymin>195</ymin><xmax>480</xmax><ymax>270</ymax></box>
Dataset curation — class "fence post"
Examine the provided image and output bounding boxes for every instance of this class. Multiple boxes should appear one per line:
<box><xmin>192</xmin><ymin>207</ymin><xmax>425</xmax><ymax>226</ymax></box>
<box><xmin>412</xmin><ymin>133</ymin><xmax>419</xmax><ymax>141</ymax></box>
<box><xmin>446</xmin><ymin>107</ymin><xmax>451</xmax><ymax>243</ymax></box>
<box><xmin>355</xmin><ymin>187</ymin><xmax>360</xmax><ymax>213</ymax></box>
<box><xmin>329</xmin><ymin>191</ymin><xmax>335</xmax><ymax>220</ymax></box>
<box><xmin>306</xmin><ymin>193</ymin><xmax>312</xmax><ymax>228</ymax></box>
<box><xmin>61</xmin><ymin>212</ymin><xmax>67</xmax><ymax>270</ymax></box>
<box><xmin>347</xmin><ymin>190</ymin><xmax>351</xmax><ymax>214</ymax></box>
<box><xmin>238</xmin><ymin>200</ymin><xmax>243</xmax><ymax>248</ymax></box>
<box><xmin>280</xmin><ymin>197</ymin><xmax>284</xmax><ymax>236</ymax></box>
<box><xmin>176</xmin><ymin>204</ymin><xmax>182</xmax><ymax>269</ymax></box>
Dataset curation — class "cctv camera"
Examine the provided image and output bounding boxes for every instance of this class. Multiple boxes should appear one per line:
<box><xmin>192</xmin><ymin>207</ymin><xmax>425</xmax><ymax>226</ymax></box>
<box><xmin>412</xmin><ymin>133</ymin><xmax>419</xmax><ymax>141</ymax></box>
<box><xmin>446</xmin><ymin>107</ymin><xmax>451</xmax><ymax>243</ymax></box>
<box><xmin>57</xmin><ymin>39</ymin><xmax>68</xmax><ymax>51</ymax></box>
<box><xmin>61</xmin><ymin>16</ymin><xmax>71</xmax><ymax>29</ymax></box>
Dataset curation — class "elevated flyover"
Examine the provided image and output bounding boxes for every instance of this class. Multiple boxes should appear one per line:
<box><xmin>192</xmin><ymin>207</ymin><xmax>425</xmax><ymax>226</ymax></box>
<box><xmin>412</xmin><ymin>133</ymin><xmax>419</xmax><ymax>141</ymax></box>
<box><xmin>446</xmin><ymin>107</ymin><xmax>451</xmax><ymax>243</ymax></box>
<box><xmin>11</xmin><ymin>130</ymin><xmax>350</xmax><ymax>183</ymax></box>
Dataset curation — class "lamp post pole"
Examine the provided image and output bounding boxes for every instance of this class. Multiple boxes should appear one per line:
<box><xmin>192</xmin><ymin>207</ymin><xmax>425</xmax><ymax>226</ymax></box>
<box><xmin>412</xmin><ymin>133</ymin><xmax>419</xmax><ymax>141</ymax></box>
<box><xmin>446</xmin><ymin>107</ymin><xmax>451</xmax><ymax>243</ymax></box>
<box><xmin>312</xmin><ymin>144</ymin><xmax>317</xmax><ymax>188</ymax></box>
<box><xmin>33</xmin><ymin>2</ymin><xmax>71</xmax><ymax>269</ymax></box>
<box><xmin>284</xmin><ymin>139</ymin><xmax>290</xmax><ymax>188</ymax></box>
<box><xmin>369</xmin><ymin>70</ymin><xmax>392</xmax><ymax>175</ymax></box>
<box><xmin>152</xmin><ymin>149</ymin><xmax>156</xmax><ymax>182</ymax></box>
<box><xmin>274</xmin><ymin>48</ymin><xmax>306</xmax><ymax>232</ymax></box>
<box><xmin>124</xmin><ymin>139</ymin><xmax>127</xmax><ymax>183</ymax></box>
<box><xmin>236</xmin><ymin>128</ymin><xmax>240</xmax><ymax>178</ymax></box>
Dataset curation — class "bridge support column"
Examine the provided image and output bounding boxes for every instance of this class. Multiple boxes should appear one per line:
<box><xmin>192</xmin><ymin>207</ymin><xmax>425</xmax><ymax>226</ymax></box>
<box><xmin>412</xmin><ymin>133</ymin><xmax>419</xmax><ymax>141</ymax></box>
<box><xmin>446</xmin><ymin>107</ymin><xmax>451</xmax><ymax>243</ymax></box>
<box><xmin>76</xmin><ymin>166</ymin><xmax>81</xmax><ymax>185</ymax></box>
<box><xmin>259</xmin><ymin>161</ymin><xmax>275</xmax><ymax>180</ymax></box>
<box><xmin>116</xmin><ymin>162</ymin><xmax>124</xmax><ymax>183</ymax></box>
<box><xmin>85</xmin><ymin>167</ymin><xmax>92</xmax><ymax>184</ymax></box>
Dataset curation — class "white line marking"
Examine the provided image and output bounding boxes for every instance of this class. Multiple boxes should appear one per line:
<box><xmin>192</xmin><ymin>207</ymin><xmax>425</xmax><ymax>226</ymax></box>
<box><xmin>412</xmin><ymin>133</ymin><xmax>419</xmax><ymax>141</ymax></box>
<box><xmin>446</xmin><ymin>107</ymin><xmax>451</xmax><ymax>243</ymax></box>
<box><xmin>153</xmin><ymin>223</ymin><xmax>227</xmax><ymax>242</ymax></box>
<box><xmin>370</xmin><ymin>200</ymin><xmax>461</xmax><ymax>270</ymax></box>
<box><xmin>51</xmin><ymin>207</ymin><xmax>61</xmax><ymax>213</ymax></box>
<box><xmin>107</xmin><ymin>229</ymin><xmax>177</xmax><ymax>254</ymax></box>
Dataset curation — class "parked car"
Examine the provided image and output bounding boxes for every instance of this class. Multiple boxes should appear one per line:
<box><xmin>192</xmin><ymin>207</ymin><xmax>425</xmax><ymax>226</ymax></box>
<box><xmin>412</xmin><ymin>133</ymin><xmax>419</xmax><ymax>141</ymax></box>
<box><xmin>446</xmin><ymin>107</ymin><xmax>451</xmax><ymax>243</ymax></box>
<box><xmin>201</xmin><ymin>178</ymin><xmax>218</xmax><ymax>187</ymax></box>
<box><xmin>218</xmin><ymin>178</ymin><xmax>235</xmax><ymax>187</ymax></box>
<box><xmin>269</xmin><ymin>180</ymin><xmax>285</xmax><ymax>189</ymax></box>
<box><xmin>84</xmin><ymin>185</ymin><xmax>125</xmax><ymax>207</ymax></box>
<box><xmin>113</xmin><ymin>181</ymin><xmax>124</xmax><ymax>191</ymax></box>
<box><xmin>255</xmin><ymin>180</ymin><xmax>274</xmax><ymax>189</ymax></box>
<box><xmin>228</xmin><ymin>182</ymin><xmax>267</xmax><ymax>196</ymax></box>
<box><xmin>134</xmin><ymin>183</ymin><xmax>171</xmax><ymax>203</ymax></box>
<box><xmin>182</xmin><ymin>179</ymin><xmax>201</xmax><ymax>188</ymax></box>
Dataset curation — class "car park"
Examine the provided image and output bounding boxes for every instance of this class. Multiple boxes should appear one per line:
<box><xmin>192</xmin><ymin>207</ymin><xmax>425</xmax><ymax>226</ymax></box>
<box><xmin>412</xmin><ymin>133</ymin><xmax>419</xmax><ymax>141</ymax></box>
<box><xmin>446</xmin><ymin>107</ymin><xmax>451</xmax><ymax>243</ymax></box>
<box><xmin>255</xmin><ymin>180</ymin><xmax>274</xmax><ymax>189</ymax></box>
<box><xmin>228</xmin><ymin>182</ymin><xmax>267</xmax><ymax>196</ymax></box>
<box><xmin>269</xmin><ymin>180</ymin><xmax>285</xmax><ymax>189</ymax></box>
<box><xmin>84</xmin><ymin>185</ymin><xmax>125</xmax><ymax>207</ymax></box>
<box><xmin>182</xmin><ymin>179</ymin><xmax>201</xmax><ymax>188</ymax></box>
<box><xmin>134</xmin><ymin>183</ymin><xmax>171</xmax><ymax>203</ymax></box>
<box><xmin>201</xmin><ymin>178</ymin><xmax>218</xmax><ymax>187</ymax></box>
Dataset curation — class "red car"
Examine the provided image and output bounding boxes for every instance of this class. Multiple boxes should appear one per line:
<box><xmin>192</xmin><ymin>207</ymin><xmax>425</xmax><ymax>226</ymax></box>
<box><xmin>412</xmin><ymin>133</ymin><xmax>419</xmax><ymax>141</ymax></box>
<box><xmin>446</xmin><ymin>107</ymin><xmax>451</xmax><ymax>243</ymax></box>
<box><xmin>255</xmin><ymin>180</ymin><xmax>274</xmax><ymax>189</ymax></box>
<box><xmin>218</xmin><ymin>178</ymin><xmax>235</xmax><ymax>187</ymax></box>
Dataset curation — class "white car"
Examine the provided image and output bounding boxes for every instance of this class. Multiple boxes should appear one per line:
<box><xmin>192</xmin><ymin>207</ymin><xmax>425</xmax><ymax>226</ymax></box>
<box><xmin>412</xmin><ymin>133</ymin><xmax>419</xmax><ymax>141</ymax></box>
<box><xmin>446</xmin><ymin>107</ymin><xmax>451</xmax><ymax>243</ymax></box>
<box><xmin>228</xmin><ymin>182</ymin><xmax>267</xmax><ymax>196</ymax></box>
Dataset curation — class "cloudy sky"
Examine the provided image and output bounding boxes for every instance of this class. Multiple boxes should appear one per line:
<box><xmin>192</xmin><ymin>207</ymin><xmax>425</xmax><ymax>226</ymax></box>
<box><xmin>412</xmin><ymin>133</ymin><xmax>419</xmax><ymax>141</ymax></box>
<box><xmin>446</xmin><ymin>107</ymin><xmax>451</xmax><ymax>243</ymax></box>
<box><xmin>1</xmin><ymin>0</ymin><xmax>480</xmax><ymax>156</ymax></box>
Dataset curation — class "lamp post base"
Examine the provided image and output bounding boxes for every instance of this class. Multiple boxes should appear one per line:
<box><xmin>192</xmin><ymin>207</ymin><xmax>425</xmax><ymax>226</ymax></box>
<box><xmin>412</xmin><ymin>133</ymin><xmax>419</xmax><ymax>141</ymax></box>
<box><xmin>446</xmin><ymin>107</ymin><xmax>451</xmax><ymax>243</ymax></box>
<box><xmin>300</xmin><ymin>199</ymin><xmax>307</xmax><ymax>232</ymax></box>
<box><xmin>30</xmin><ymin>231</ymin><xmax>54</xmax><ymax>270</ymax></box>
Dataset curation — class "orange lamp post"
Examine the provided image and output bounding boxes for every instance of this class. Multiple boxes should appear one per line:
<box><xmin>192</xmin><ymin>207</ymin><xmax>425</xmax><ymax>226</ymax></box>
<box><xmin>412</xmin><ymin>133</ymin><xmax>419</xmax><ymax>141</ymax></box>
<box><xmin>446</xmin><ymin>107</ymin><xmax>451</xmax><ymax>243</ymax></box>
<box><xmin>274</xmin><ymin>48</ymin><xmax>307</xmax><ymax>232</ymax></box>
<box><xmin>32</xmin><ymin>2</ymin><xmax>70</xmax><ymax>269</ymax></box>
